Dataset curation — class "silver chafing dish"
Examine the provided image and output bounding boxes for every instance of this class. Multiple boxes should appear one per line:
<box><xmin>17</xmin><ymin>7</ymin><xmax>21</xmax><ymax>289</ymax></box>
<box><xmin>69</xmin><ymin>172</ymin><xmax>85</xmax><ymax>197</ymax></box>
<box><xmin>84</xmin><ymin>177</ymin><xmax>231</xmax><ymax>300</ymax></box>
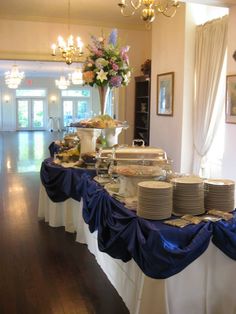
<box><xmin>106</xmin><ymin>140</ymin><xmax>173</xmax><ymax>197</ymax></box>
<box><xmin>109</xmin><ymin>140</ymin><xmax>171</xmax><ymax>178</ymax></box>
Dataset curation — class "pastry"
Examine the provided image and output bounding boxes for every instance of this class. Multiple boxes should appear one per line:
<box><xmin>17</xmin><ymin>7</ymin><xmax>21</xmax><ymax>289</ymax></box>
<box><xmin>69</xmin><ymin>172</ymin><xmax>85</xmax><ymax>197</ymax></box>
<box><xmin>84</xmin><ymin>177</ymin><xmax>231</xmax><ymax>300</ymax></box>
<box><xmin>72</xmin><ymin>115</ymin><xmax>121</xmax><ymax>129</ymax></box>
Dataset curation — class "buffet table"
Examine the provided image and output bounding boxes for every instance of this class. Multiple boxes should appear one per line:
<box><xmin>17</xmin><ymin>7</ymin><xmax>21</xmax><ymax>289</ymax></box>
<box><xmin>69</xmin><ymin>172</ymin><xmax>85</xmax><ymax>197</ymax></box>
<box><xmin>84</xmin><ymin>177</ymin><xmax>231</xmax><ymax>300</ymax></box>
<box><xmin>38</xmin><ymin>159</ymin><xmax>236</xmax><ymax>314</ymax></box>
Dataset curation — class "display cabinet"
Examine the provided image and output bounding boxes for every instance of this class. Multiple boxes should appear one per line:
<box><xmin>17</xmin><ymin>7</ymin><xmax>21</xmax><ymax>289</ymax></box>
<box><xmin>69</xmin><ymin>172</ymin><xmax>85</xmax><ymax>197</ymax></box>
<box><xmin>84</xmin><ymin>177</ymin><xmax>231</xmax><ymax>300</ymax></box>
<box><xmin>134</xmin><ymin>76</ymin><xmax>151</xmax><ymax>145</ymax></box>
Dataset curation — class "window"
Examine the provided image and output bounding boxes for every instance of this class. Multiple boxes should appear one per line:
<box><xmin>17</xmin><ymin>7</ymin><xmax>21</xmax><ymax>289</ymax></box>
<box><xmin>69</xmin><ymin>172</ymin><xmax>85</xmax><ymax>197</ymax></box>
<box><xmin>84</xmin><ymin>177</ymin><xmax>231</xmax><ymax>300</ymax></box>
<box><xmin>61</xmin><ymin>88</ymin><xmax>91</xmax><ymax>126</ymax></box>
<box><xmin>61</xmin><ymin>89</ymin><xmax>90</xmax><ymax>97</ymax></box>
<box><xmin>200</xmin><ymin>54</ymin><xmax>227</xmax><ymax>178</ymax></box>
<box><xmin>62</xmin><ymin>88</ymin><xmax>115</xmax><ymax>127</ymax></box>
<box><xmin>16</xmin><ymin>89</ymin><xmax>46</xmax><ymax>97</ymax></box>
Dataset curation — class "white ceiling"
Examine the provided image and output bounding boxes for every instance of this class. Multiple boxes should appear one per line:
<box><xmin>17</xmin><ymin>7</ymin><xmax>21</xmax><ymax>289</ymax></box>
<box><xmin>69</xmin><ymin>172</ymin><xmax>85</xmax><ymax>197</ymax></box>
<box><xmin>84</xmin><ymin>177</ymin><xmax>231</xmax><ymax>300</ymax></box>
<box><xmin>0</xmin><ymin>0</ymin><xmax>234</xmax><ymax>27</ymax></box>
<box><xmin>184</xmin><ymin>0</ymin><xmax>235</xmax><ymax>5</ymax></box>
<box><xmin>0</xmin><ymin>60</ymin><xmax>81</xmax><ymax>78</ymax></box>
<box><xmin>0</xmin><ymin>0</ymin><xmax>234</xmax><ymax>78</ymax></box>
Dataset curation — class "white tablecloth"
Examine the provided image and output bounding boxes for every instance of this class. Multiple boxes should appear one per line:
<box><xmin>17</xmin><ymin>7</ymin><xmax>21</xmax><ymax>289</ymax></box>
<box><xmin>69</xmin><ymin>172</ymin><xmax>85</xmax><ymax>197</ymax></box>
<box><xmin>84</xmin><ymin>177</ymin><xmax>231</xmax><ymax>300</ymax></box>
<box><xmin>38</xmin><ymin>184</ymin><xmax>236</xmax><ymax>314</ymax></box>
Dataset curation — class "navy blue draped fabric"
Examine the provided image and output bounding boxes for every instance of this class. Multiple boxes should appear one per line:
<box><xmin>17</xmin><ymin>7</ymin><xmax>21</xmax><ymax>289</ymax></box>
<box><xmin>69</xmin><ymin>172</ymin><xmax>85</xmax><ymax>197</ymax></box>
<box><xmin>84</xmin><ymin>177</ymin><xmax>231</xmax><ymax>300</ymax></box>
<box><xmin>82</xmin><ymin>177</ymin><xmax>136</xmax><ymax>262</ymax></box>
<box><xmin>81</xmin><ymin>177</ymin><xmax>213</xmax><ymax>278</ymax></box>
<box><xmin>40</xmin><ymin>158</ymin><xmax>96</xmax><ymax>202</ymax></box>
<box><xmin>119</xmin><ymin>218</ymin><xmax>213</xmax><ymax>279</ymax></box>
<box><xmin>212</xmin><ymin>214</ymin><xmax>236</xmax><ymax>260</ymax></box>
<box><xmin>40</xmin><ymin>159</ymin><xmax>236</xmax><ymax>279</ymax></box>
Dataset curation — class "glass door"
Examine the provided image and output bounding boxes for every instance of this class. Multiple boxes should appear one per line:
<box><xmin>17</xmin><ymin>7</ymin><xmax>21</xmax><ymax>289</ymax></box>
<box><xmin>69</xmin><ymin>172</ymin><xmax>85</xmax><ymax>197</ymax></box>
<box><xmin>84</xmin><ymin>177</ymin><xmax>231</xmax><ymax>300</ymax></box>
<box><xmin>17</xmin><ymin>99</ymin><xmax>30</xmax><ymax>129</ymax></box>
<box><xmin>63</xmin><ymin>100</ymin><xmax>73</xmax><ymax>127</ymax></box>
<box><xmin>62</xmin><ymin>98</ymin><xmax>92</xmax><ymax>127</ymax></box>
<box><xmin>76</xmin><ymin>99</ymin><xmax>91</xmax><ymax>120</ymax></box>
<box><xmin>17</xmin><ymin>98</ymin><xmax>45</xmax><ymax>130</ymax></box>
<box><xmin>32</xmin><ymin>99</ymin><xmax>44</xmax><ymax>128</ymax></box>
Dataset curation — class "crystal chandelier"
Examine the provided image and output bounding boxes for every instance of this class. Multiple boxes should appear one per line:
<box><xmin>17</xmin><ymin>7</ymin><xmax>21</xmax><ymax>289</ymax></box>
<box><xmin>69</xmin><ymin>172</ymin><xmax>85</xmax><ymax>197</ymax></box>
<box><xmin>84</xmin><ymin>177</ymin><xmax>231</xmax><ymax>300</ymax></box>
<box><xmin>5</xmin><ymin>65</ymin><xmax>24</xmax><ymax>89</ymax></box>
<box><xmin>51</xmin><ymin>0</ymin><xmax>84</xmax><ymax>65</ymax></box>
<box><xmin>69</xmin><ymin>68</ymin><xmax>83</xmax><ymax>85</ymax></box>
<box><xmin>118</xmin><ymin>0</ymin><xmax>180</xmax><ymax>26</ymax></box>
<box><xmin>55</xmin><ymin>76</ymin><xmax>70</xmax><ymax>89</ymax></box>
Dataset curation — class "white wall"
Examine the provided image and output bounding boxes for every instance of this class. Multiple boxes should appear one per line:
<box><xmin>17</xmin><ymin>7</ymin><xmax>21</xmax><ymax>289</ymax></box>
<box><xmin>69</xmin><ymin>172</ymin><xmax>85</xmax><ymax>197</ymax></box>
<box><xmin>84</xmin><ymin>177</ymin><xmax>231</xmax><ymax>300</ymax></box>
<box><xmin>0</xmin><ymin>18</ymin><xmax>151</xmax><ymax>141</ymax></box>
<box><xmin>150</xmin><ymin>5</ymin><xmax>186</xmax><ymax>171</ymax></box>
<box><xmin>150</xmin><ymin>3</ymin><xmax>229</xmax><ymax>173</ymax></box>
<box><xmin>222</xmin><ymin>5</ymin><xmax>236</xmax><ymax>181</ymax></box>
<box><xmin>1</xmin><ymin>92</ymin><xmax>16</xmax><ymax>131</ymax></box>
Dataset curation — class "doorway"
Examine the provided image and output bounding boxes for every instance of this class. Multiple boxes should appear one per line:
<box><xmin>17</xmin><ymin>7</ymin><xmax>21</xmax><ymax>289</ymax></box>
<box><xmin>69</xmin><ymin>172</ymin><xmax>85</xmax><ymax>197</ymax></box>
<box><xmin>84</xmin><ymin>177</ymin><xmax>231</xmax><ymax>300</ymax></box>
<box><xmin>17</xmin><ymin>98</ymin><xmax>45</xmax><ymax>130</ymax></box>
<box><xmin>62</xmin><ymin>98</ymin><xmax>91</xmax><ymax>127</ymax></box>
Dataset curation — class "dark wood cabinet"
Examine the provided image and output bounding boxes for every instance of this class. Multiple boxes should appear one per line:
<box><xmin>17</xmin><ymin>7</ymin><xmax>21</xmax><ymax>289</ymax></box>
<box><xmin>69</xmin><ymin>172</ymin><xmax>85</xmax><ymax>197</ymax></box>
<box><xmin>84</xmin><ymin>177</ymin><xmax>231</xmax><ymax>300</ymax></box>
<box><xmin>134</xmin><ymin>76</ymin><xmax>151</xmax><ymax>145</ymax></box>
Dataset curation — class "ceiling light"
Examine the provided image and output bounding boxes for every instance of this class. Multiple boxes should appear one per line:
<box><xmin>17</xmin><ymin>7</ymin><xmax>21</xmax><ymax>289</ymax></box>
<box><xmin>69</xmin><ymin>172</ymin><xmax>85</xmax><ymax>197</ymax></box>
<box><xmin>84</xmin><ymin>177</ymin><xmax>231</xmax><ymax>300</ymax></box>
<box><xmin>5</xmin><ymin>65</ymin><xmax>24</xmax><ymax>89</ymax></box>
<box><xmin>55</xmin><ymin>76</ymin><xmax>70</xmax><ymax>89</ymax></box>
<box><xmin>51</xmin><ymin>0</ymin><xmax>84</xmax><ymax>65</ymax></box>
<box><xmin>3</xmin><ymin>95</ymin><xmax>10</xmax><ymax>103</ymax></box>
<box><xmin>118</xmin><ymin>0</ymin><xmax>180</xmax><ymax>27</ymax></box>
<box><xmin>69</xmin><ymin>68</ymin><xmax>83</xmax><ymax>85</ymax></box>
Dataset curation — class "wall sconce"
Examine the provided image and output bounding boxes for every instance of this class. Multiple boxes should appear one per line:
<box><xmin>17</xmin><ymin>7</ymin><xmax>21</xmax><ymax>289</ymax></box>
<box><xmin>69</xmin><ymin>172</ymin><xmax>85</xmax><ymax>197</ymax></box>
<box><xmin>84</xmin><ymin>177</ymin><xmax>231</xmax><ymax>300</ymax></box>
<box><xmin>4</xmin><ymin>95</ymin><xmax>10</xmax><ymax>103</ymax></box>
<box><xmin>50</xmin><ymin>95</ymin><xmax>57</xmax><ymax>103</ymax></box>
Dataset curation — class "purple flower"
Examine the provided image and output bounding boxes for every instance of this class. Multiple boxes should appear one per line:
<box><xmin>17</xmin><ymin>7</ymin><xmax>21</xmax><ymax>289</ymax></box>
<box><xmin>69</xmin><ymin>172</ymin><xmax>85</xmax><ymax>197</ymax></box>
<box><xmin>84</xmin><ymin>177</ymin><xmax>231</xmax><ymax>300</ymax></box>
<box><xmin>108</xmin><ymin>29</ymin><xmax>118</xmax><ymax>46</ymax></box>
<box><xmin>112</xmin><ymin>63</ymin><xmax>119</xmax><ymax>71</ymax></box>
<box><xmin>121</xmin><ymin>46</ymin><xmax>130</xmax><ymax>63</ymax></box>
<box><xmin>82</xmin><ymin>29</ymin><xmax>131</xmax><ymax>88</ymax></box>
<box><xmin>109</xmin><ymin>75</ymin><xmax>122</xmax><ymax>88</ymax></box>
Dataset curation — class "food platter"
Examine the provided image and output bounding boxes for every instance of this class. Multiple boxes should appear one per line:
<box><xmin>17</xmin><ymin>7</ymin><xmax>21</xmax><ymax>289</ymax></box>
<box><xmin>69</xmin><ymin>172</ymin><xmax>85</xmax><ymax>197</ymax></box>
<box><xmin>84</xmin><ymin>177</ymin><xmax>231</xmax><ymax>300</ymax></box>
<box><xmin>70</xmin><ymin>114</ymin><xmax>128</xmax><ymax>129</ymax></box>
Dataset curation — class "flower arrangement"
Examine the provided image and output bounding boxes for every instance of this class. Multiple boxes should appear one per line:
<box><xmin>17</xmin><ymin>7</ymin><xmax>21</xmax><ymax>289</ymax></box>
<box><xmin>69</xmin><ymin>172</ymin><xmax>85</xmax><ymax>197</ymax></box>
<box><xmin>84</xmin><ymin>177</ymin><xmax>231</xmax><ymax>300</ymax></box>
<box><xmin>141</xmin><ymin>59</ymin><xmax>151</xmax><ymax>76</ymax></box>
<box><xmin>82</xmin><ymin>29</ymin><xmax>131</xmax><ymax>88</ymax></box>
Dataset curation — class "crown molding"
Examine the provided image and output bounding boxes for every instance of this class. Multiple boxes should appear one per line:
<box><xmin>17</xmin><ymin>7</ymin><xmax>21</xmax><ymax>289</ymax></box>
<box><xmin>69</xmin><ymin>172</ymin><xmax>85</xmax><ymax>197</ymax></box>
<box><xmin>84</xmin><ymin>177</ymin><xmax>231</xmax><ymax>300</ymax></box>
<box><xmin>0</xmin><ymin>51</ymin><xmax>87</xmax><ymax>64</ymax></box>
<box><xmin>0</xmin><ymin>51</ymin><xmax>55</xmax><ymax>62</ymax></box>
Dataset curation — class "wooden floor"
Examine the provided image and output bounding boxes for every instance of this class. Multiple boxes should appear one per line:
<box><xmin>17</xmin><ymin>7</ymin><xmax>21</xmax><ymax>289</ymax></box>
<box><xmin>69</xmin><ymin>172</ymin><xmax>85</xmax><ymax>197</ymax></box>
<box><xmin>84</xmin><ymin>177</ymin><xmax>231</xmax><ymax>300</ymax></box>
<box><xmin>0</xmin><ymin>131</ymin><xmax>129</xmax><ymax>314</ymax></box>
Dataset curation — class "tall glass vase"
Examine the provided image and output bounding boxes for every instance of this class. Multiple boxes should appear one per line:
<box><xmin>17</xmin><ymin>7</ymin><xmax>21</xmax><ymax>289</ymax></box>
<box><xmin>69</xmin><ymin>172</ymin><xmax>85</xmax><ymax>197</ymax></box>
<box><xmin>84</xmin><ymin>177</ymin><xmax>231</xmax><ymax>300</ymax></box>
<box><xmin>98</xmin><ymin>86</ymin><xmax>110</xmax><ymax>115</ymax></box>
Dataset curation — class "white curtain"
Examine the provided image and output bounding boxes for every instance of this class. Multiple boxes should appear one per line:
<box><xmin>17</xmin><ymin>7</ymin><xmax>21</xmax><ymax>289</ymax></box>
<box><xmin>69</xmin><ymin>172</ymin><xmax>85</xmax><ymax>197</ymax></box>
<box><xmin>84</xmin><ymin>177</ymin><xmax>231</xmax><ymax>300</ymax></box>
<box><xmin>193</xmin><ymin>16</ymin><xmax>228</xmax><ymax>175</ymax></box>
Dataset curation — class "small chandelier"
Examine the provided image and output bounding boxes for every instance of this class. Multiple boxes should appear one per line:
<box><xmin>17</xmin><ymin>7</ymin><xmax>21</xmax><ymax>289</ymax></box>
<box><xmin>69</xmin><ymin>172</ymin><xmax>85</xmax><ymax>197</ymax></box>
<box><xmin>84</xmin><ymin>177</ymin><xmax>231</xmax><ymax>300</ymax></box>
<box><xmin>118</xmin><ymin>0</ymin><xmax>180</xmax><ymax>26</ymax></box>
<box><xmin>69</xmin><ymin>68</ymin><xmax>83</xmax><ymax>85</ymax></box>
<box><xmin>51</xmin><ymin>0</ymin><xmax>84</xmax><ymax>65</ymax></box>
<box><xmin>55</xmin><ymin>76</ymin><xmax>70</xmax><ymax>89</ymax></box>
<box><xmin>5</xmin><ymin>65</ymin><xmax>24</xmax><ymax>89</ymax></box>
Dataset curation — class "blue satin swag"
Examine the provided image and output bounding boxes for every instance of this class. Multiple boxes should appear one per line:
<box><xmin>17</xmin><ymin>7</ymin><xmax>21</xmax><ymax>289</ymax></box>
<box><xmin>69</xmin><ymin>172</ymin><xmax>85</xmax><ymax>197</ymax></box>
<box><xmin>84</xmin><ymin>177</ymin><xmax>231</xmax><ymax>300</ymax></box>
<box><xmin>40</xmin><ymin>159</ymin><xmax>236</xmax><ymax>279</ymax></box>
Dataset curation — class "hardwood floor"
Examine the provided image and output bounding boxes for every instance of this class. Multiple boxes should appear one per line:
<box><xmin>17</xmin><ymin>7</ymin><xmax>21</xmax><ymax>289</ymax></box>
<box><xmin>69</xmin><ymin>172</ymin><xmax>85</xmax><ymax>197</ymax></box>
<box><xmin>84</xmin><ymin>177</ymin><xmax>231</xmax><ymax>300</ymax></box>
<box><xmin>0</xmin><ymin>131</ymin><xmax>129</xmax><ymax>314</ymax></box>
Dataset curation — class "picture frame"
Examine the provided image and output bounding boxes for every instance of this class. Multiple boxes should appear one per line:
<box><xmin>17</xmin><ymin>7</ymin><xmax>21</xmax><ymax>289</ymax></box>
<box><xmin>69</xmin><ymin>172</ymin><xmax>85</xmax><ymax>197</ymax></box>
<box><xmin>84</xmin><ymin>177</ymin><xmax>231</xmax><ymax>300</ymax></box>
<box><xmin>157</xmin><ymin>72</ymin><xmax>174</xmax><ymax>116</ymax></box>
<box><xmin>226</xmin><ymin>75</ymin><xmax>236</xmax><ymax>123</ymax></box>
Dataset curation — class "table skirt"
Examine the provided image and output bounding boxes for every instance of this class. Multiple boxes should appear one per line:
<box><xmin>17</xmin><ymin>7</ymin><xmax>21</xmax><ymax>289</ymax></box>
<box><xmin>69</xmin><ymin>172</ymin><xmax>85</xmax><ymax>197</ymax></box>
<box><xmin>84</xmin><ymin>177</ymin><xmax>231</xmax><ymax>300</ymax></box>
<box><xmin>38</xmin><ymin>184</ymin><xmax>236</xmax><ymax>314</ymax></box>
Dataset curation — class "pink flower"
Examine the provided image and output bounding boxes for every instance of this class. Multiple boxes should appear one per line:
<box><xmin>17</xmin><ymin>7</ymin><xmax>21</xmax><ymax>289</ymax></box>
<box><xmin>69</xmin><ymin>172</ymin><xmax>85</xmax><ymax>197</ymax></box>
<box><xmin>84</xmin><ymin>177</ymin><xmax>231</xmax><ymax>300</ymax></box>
<box><xmin>112</xmin><ymin>63</ymin><xmax>119</xmax><ymax>71</ymax></box>
<box><xmin>82</xmin><ymin>30</ymin><xmax>132</xmax><ymax>88</ymax></box>
<box><xmin>121</xmin><ymin>46</ymin><xmax>130</xmax><ymax>63</ymax></box>
<box><xmin>93</xmin><ymin>48</ymin><xmax>103</xmax><ymax>57</ymax></box>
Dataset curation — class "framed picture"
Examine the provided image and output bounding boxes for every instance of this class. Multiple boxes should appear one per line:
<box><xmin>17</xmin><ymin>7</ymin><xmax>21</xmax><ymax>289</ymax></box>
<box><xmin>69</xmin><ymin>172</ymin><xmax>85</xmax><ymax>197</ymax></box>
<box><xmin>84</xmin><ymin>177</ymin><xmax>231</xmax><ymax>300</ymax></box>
<box><xmin>226</xmin><ymin>75</ymin><xmax>236</xmax><ymax>123</ymax></box>
<box><xmin>157</xmin><ymin>72</ymin><xmax>174</xmax><ymax>116</ymax></box>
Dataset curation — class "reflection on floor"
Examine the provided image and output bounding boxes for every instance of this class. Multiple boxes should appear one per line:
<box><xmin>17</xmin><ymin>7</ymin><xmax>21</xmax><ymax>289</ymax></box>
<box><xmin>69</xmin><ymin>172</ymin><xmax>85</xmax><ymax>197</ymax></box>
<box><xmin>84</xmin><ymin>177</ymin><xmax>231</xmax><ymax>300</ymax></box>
<box><xmin>0</xmin><ymin>131</ymin><xmax>61</xmax><ymax>173</ymax></box>
<box><xmin>0</xmin><ymin>131</ymin><xmax>128</xmax><ymax>314</ymax></box>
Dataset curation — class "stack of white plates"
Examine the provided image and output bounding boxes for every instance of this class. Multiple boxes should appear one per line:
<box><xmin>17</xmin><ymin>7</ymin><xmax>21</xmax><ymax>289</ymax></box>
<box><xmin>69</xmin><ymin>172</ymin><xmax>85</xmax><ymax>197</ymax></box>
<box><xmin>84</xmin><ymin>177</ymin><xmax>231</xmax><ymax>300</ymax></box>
<box><xmin>171</xmin><ymin>177</ymin><xmax>205</xmax><ymax>216</ymax></box>
<box><xmin>204</xmin><ymin>179</ymin><xmax>235</xmax><ymax>212</ymax></box>
<box><xmin>137</xmin><ymin>181</ymin><xmax>173</xmax><ymax>220</ymax></box>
